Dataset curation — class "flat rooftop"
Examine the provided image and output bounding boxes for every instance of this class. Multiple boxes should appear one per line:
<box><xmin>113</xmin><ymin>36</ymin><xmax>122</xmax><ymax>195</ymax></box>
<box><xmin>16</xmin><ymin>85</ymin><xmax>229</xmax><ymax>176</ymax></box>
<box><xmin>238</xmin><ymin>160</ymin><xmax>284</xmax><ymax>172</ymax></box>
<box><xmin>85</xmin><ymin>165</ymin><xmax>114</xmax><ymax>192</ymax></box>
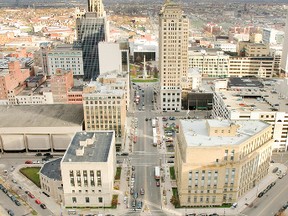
<box><xmin>62</xmin><ymin>131</ymin><xmax>114</xmax><ymax>163</ymax></box>
<box><xmin>0</xmin><ymin>104</ymin><xmax>83</xmax><ymax>127</ymax></box>
<box><xmin>40</xmin><ymin>158</ymin><xmax>62</xmax><ymax>181</ymax></box>
<box><xmin>215</xmin><ymin>78</ymin><xmax>288</xmax><ymax>113</ymax></box>
<box><xmin>180</xmin><ymin>119</ymin><xmax>270</xmax><ymax>147</ymax></box>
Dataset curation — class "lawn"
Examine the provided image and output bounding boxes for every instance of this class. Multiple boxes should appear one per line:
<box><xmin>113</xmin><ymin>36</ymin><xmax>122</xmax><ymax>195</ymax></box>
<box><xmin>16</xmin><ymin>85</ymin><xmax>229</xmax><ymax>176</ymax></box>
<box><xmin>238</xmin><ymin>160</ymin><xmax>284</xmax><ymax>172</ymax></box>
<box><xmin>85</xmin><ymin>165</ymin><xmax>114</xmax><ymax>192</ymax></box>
<box><xmin>132</xmin><ymin>78</ymin><xmax>158</xmax><ymax>83</ymax></box>
<box><xmin>20</xmin><ymin>167</ymin><xmax>41</xmax><ymax>188</ymax></box>
<box><xmin>115</xmin><ymin>167</ymin><xmax>121</xmax><ymax>180</ymax></box>
<box><xmin>169</xmin><ymin>166</ymin><xmax>176</xmax><ymax>180</ymax></box>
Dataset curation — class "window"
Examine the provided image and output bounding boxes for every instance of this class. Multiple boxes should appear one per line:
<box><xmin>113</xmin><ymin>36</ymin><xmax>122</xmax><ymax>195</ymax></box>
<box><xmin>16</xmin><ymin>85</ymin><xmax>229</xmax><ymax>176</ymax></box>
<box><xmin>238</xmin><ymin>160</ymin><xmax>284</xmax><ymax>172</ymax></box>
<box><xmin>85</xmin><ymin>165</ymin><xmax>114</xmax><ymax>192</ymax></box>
<box><xmin>98</xmin><ymin>197</ymin><xmax>103</xmax><ymax>203</ymax></box>
<box><xmin>72</xmin><ymin>197</ymin><xmax>77</xmax><ymax>203</ymax></box>
<box><xmin>85</xmin><ymin>197</ymin><xmax>90</xmax><ymax>203</ymax></box>
<box><xmin>97</xmin><ymin>170</ymin><xmax>102</xmax><ymax>186</ymax></box>
<box><xmin>70</xmin><ymin>170</ymin><xmax>75</xmax><ymax>187</ymax></box>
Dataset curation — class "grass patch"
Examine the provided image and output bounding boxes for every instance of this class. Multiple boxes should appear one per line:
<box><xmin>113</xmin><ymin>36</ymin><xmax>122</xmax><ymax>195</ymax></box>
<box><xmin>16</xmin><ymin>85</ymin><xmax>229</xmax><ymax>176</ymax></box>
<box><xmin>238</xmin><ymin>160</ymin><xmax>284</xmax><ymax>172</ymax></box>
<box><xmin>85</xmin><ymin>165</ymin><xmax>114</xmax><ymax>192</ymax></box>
<box><xmin>115</xmin><ymin>167</ymin><xmax>121</xmax><ymax>180</ymax></box>
<box><xmin>132</xmin><ymin>79</ymin><xmax>158</xmax><ymax>83</ymax></box>
<box><xmin>111</xmin><ymin>194</ymin><xmax>118</xmax><ymax>209</ymax></box>
<box><xmin>20</xmin><ymin>167</ymin><xmax>41</xmax><ymax>188</ymax></box>
<box><xmin>171</xmin><ymin>187</ymin><xmax>180</xmax><ymax>208</ymax></box>
<box><xmin>170</xmin><ymin>167</ymin><xmax>176</xmax><ymax>180</ymax></box>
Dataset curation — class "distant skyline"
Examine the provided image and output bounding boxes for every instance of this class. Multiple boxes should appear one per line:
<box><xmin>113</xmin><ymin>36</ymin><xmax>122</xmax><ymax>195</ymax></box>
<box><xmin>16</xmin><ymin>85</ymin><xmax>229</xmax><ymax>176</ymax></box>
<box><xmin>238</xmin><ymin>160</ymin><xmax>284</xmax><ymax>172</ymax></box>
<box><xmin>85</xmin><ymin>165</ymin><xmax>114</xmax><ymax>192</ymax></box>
<box><xmin>1</xmin><ymin>0</ymin><xmax>288</xmax><ymax>4</ymax></box>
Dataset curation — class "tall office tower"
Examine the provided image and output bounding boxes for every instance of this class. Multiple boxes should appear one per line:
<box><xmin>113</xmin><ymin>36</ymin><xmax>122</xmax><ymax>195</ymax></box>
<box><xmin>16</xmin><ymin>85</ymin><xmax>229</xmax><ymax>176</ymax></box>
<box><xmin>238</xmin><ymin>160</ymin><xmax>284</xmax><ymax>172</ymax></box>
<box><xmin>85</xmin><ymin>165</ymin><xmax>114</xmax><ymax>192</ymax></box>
<box><xmin>76</xmin><ymin>0</ymin><xmax>107</xmax><ymax>80</ymax></box>
<box><xmin>280</xmin><ymin>11</ymin><xmax>288</xmax><ymax>75</ymax></box>
<box><xmin>88</xmin><ymin>0</ymin><xmax>105</xmax><ymax>17</ymax></box>
<box><xmin>159</xmin><ymin>0</ymin><xmax>189</xmax><ymax>111</ymax></box>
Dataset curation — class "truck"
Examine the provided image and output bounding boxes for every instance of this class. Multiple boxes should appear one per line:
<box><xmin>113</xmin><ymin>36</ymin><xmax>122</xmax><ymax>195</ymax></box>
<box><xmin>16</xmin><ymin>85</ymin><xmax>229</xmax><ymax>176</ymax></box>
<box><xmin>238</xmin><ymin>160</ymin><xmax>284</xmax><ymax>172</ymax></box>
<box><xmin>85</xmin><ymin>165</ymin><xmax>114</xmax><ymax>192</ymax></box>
<box><xmin>152</xmin><ymin>118</ymin><xmax>156</xmax><ymax>128</ymax></box>
<box><xmin>154</xmin><ymin>166</ymin><xmax>160</xmax><ymax>180</ymax></box>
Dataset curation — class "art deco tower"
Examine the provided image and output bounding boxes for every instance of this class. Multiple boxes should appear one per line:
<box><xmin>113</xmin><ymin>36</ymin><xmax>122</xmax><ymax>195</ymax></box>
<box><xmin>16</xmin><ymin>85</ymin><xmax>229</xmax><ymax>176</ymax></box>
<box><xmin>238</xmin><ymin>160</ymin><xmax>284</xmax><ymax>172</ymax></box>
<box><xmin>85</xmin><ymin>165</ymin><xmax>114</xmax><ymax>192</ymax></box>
<box><xmin>76</xmin><ymin>0</ymin><xmax>108</xmax><ymax>80</ymax></box>
<box><xmin>88</xmin><ymin>0</ymin><xmax>105</xmax><ymax>17</ymax></box>
<box><xmin>159</xmin><ymin>0</ymin><xmax>189</xmax><ymax>111</ymax></box>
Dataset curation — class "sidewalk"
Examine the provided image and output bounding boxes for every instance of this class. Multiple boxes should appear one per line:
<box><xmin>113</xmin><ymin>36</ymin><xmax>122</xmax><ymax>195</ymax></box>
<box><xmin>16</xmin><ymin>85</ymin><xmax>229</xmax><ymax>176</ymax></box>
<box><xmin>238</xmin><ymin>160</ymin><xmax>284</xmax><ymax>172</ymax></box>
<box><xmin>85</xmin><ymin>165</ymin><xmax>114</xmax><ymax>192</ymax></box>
<box><xmin>11</xmin><ymin>164</ymin><xmax>60</xmax><ymax>216</ymax></box>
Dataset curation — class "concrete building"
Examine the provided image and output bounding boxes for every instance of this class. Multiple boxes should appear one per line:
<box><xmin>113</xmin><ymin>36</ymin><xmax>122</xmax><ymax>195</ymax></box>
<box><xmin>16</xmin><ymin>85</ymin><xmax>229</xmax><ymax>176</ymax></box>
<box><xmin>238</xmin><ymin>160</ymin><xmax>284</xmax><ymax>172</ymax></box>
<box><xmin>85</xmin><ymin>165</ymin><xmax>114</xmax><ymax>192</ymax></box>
<box><xmin>175</xmin><ymin>119</ymin><xmax>273</xmax><ymax>206</ymax></box>
<box><xmin>211</xmin><ymin>77</ymin><xmax>288</xmax><ymax>151</ymax></box>
<box><xmin>227</xmin><ymin>55</ymin><xmax>274</xmax><ymax>78</ymax></box>
<box><xmin>40</xmin><ymin>158</ymin><xmax>63</xmax><ymax>202</ymax></box>
<box><xmin>50</xmin><ymin>69</ymin><xmax>74</xmax><ymax>103</ymax></box>
<box><xmin>188</xmin><ymin>48</ymin><xmax>229</xmax><ymax>78</ymax></box>
<box><xmin>61</xmin><ymin>131</ymin><xmax>115</xmax><ymax>208</ymax></box>
<box><xmin>262</xmin><ymin>28</ymin><xmax>284</xmax><ymax>45</ymax></box>
<box><xmin>0</xmin><ymin>61</ymin><xmax>30</xmax><ymax>100</ymax></box>
<box><xmin>98</xmin><ymin>42</ymin><xmax>122</xmax><ymax>74</ymax></box>
<box><xmin>83</xmin><ymin>84</ymin><xmax>126</xmax><ymax>151</ymax></box>
<box><xmin>46</xmin><ymin>45</ymin><xmax>84</xmax><ymax>76</ymax></box>
<box><xmin>213</xmin><ymin>42</ymin><xmax>236</xmax><ymax>52</ymax></box>
<box><xmin>0</xmin><ymin>104</ymin><xmax>83</xmax><ymax>152</ymax></box>
<box><xmin>159</xmin><ymin>0</ymin><xmax>189</xmax><ymax>111</ymax></box>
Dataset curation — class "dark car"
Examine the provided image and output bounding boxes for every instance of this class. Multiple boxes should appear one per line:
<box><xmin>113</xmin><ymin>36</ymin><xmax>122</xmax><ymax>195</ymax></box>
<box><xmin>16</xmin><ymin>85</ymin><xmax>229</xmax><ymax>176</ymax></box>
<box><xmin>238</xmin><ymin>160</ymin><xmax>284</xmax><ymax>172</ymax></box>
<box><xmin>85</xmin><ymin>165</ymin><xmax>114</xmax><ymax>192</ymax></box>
<box><xmin>169</xmin><ymin>116</ymin><xmax>176</xmax><ymax>120</ymax></box>
<box><xmin>40</xmin><ymin>203</ymin><xmax>47</xmax><ymax>209</ymax></box>
<box><xmin>167</xmin><ymin>160</ymin><xmax>174</xmax><ymax>163</ymax></box>
<box><xmin>257</xmin><ymin>192</ymin><xmax>264</xmax><ymax>198</ymax></box>
<box><xmin>14</xmin><ymin>200</ymin><xmax>21</xmax><ymax>206</ymax></box>
<box><xmin>133</xmin><ymin>192</ymin><xmax>138</xmax><ymax>199</ymax></box>
<box><xmin>35</xmin><ymin>153</ymin><xmax>42</xmax><ymax>156</ymax></box>
<box><xmin>121</xmin><ymin>152</ymin><xmax>129</xmax><ymax>156</ymax></box>
<box><xmin>43</xmin><ymin>153</ymin><xmax>51</xmax><ymax>156</ymax></box>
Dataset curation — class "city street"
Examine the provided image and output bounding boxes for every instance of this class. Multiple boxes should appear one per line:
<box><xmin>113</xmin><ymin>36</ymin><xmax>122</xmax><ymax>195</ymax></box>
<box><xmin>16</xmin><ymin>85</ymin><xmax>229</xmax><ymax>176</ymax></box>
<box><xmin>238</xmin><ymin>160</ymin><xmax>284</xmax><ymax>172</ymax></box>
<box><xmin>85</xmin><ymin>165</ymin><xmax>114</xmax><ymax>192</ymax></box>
<box><xmin>127</xmin><ymin>83</ymin><xmax>168</xmax><ymax>215</ymax></box>
<box><xmin>242</xmin><ymin>174</ymin><xmax>288</xmax><ymax>216</ymax></box>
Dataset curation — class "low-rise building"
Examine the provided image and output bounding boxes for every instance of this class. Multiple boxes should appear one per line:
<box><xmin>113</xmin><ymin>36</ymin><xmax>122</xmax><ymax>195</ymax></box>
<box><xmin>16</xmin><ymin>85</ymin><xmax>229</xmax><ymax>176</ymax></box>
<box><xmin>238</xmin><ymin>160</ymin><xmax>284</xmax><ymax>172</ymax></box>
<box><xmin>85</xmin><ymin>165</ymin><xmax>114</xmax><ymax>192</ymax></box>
<box><xmin>175</xmin><ymin>119</ymin><xmax>273</xmax><ymax>207</ymax></box>
<box><xmin>0</xmin><ymin>104</ymin><xmax>83</xmax><ymax>152</ymax></box>
<box><xmin>212</xmin><ymin>77</ymin><xmax>288</xmax><ymax>151</ymax></box>
<box><xmin>61</xmin><ymin>131</ymin><xmax>116</xmax><ymax>208</ymax></box>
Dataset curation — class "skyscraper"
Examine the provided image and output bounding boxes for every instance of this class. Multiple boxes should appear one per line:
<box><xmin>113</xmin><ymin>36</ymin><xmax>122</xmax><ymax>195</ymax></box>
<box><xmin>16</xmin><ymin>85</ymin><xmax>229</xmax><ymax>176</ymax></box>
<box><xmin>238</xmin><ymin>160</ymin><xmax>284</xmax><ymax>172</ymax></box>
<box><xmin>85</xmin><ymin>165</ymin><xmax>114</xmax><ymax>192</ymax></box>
<box><xmin>159</xmin><ymin>0</ymin><xmax>189</xmax><ymax>111</ymax></box>
<box><xmin>76</xmin><ymin>0</ymin><xmax>107</xmax><ymax>80</ymax></box>
<box><xmin>280</xmin><ymin>11</ymin><xmax>288</xmax><ymax>75</ymax></box>
<box><xmin>88</xmin><ymin>0</ymin><xmax>105</xmax><ymax>16</ymax></box>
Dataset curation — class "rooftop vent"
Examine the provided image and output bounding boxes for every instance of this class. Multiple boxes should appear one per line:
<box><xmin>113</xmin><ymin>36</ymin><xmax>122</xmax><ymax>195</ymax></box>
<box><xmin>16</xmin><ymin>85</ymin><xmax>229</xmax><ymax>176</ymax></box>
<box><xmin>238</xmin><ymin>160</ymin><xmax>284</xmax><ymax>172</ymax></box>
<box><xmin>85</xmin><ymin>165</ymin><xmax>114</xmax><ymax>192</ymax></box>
<box><xmin>76</xmin><ymin>147</ymin><xmax>84</xmax><ymax>156</ymax></box>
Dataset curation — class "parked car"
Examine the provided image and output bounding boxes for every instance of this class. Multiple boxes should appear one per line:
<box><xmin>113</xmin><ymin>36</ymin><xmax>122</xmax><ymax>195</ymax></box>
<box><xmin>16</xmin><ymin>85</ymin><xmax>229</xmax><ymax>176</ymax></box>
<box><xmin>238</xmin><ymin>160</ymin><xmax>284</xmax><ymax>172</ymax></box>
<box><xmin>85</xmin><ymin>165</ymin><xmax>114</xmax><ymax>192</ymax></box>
<box><xmin>25</xmin><ymin>191</ymin><xmax>35</xmax><ymax>198</ymax></box>
<box><xmin>7</xmin><ymin>210</ymin><xmax>14</xmax><ymax>216</ymax></box>
<box><xmin>132</xmin><ymin>199</ymin><xmax>136</xmax><ymax>207</ymax></box>
<box><xmin>35</xmin><ymin>153</ymin><xmax>42</xmax><ymax>156</ymax></box>
<box><xmin>140</xmin><ymin>188</ymin><xmax>145</xmax><ymax>195</ymax></box>
<box><xmin>156</xmin><ymin>181</ymin><xmax>160</xmax><ymax>187</ymax></box>
<box><xmin>169</xmin><ymin>116</ymin><xmax>176</xmax><ymax>120</ymax></box>
<box><xmin>137</xmin><ymin>200</ymin><xmax>142</xmax><ymax>209</ymax></box>
<box><xmin>40</xmin><ymin>203</ymin><xmax>47</xmax><ymax>209</ymax></box>
<box><xmin>14</xmin><ymin>200</ymin><xmax>21</xmax><ymax>206</ymax></box>
<box><xmin>162</xmin><ymin>117</ymin><xmax>168</xmax><ymax>121</ymax></box>
<box><xmin>35</xmin><ymin>199</ymin><xmax>41</xmax><ymax>204</ymax></box>
<box><xmin>133</xmin><ymin>192</ymin><xmax>138</xmax><ymax>199</ymax></box>
<box><xmin>43</xmin><ymin>153</ymin><xmax>51</xmax><ymax>157</ymax></box>
<box><xmin>25</xmin><ymin>160</ymin><xmax>33</xmax><ymax>164</ymax></box>
<box><xmin>257</xmin><ymin>192</ymin><xmax>264</xmax><ymax>198</ymax></box>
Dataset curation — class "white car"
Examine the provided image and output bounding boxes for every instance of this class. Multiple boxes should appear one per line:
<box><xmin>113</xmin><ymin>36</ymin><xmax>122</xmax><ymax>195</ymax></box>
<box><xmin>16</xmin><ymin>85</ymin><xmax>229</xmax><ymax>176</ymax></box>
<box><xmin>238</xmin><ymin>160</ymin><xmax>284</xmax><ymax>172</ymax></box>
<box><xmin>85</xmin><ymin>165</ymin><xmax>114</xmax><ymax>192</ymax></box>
<box><xmin>124</xmin><ymin>196</ymin><xmax>128</xmax><ymax>204</ymax></box>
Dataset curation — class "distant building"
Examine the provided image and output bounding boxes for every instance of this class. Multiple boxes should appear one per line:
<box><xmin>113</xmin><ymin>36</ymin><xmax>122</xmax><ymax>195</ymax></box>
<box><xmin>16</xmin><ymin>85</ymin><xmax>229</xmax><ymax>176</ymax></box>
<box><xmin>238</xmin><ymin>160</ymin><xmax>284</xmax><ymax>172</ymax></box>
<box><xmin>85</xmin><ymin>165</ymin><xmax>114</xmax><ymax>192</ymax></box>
<box><xmin>61</xmin><ymin>131</ymin><xmax>116</xmax><ymax>208</ymax></box>
<box><xmin>159</xmin><ymin>0</ymin><xmax>189</xmax><ymax>111</ymax></box>
<box><xmin>175</xmin><ymin>119</ymin><xmax>273</xmax><ymax>206</ymax></box>
<box><xmin>50</xmin><ymin>69</ymin><xmax>74</xmax><ymax>103</ymax></box>
<box><xmin>262</xmin><ymin>28</ymin><xmax>284</xmax><ymax>45</ymax></box>
<box><xmin>0</xmin><ymin>61</ymin><xmax>30</xmax><ymax>101</ymax></box>
<box><xmin>47</xmin><ymin>45</ymin><xmax>84</xmax><ymax>76</ymax></box>
<box><xmin>188</xmin><ymin>48</ymin><xmax>229</xmax><ymax>78</ymax></box>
